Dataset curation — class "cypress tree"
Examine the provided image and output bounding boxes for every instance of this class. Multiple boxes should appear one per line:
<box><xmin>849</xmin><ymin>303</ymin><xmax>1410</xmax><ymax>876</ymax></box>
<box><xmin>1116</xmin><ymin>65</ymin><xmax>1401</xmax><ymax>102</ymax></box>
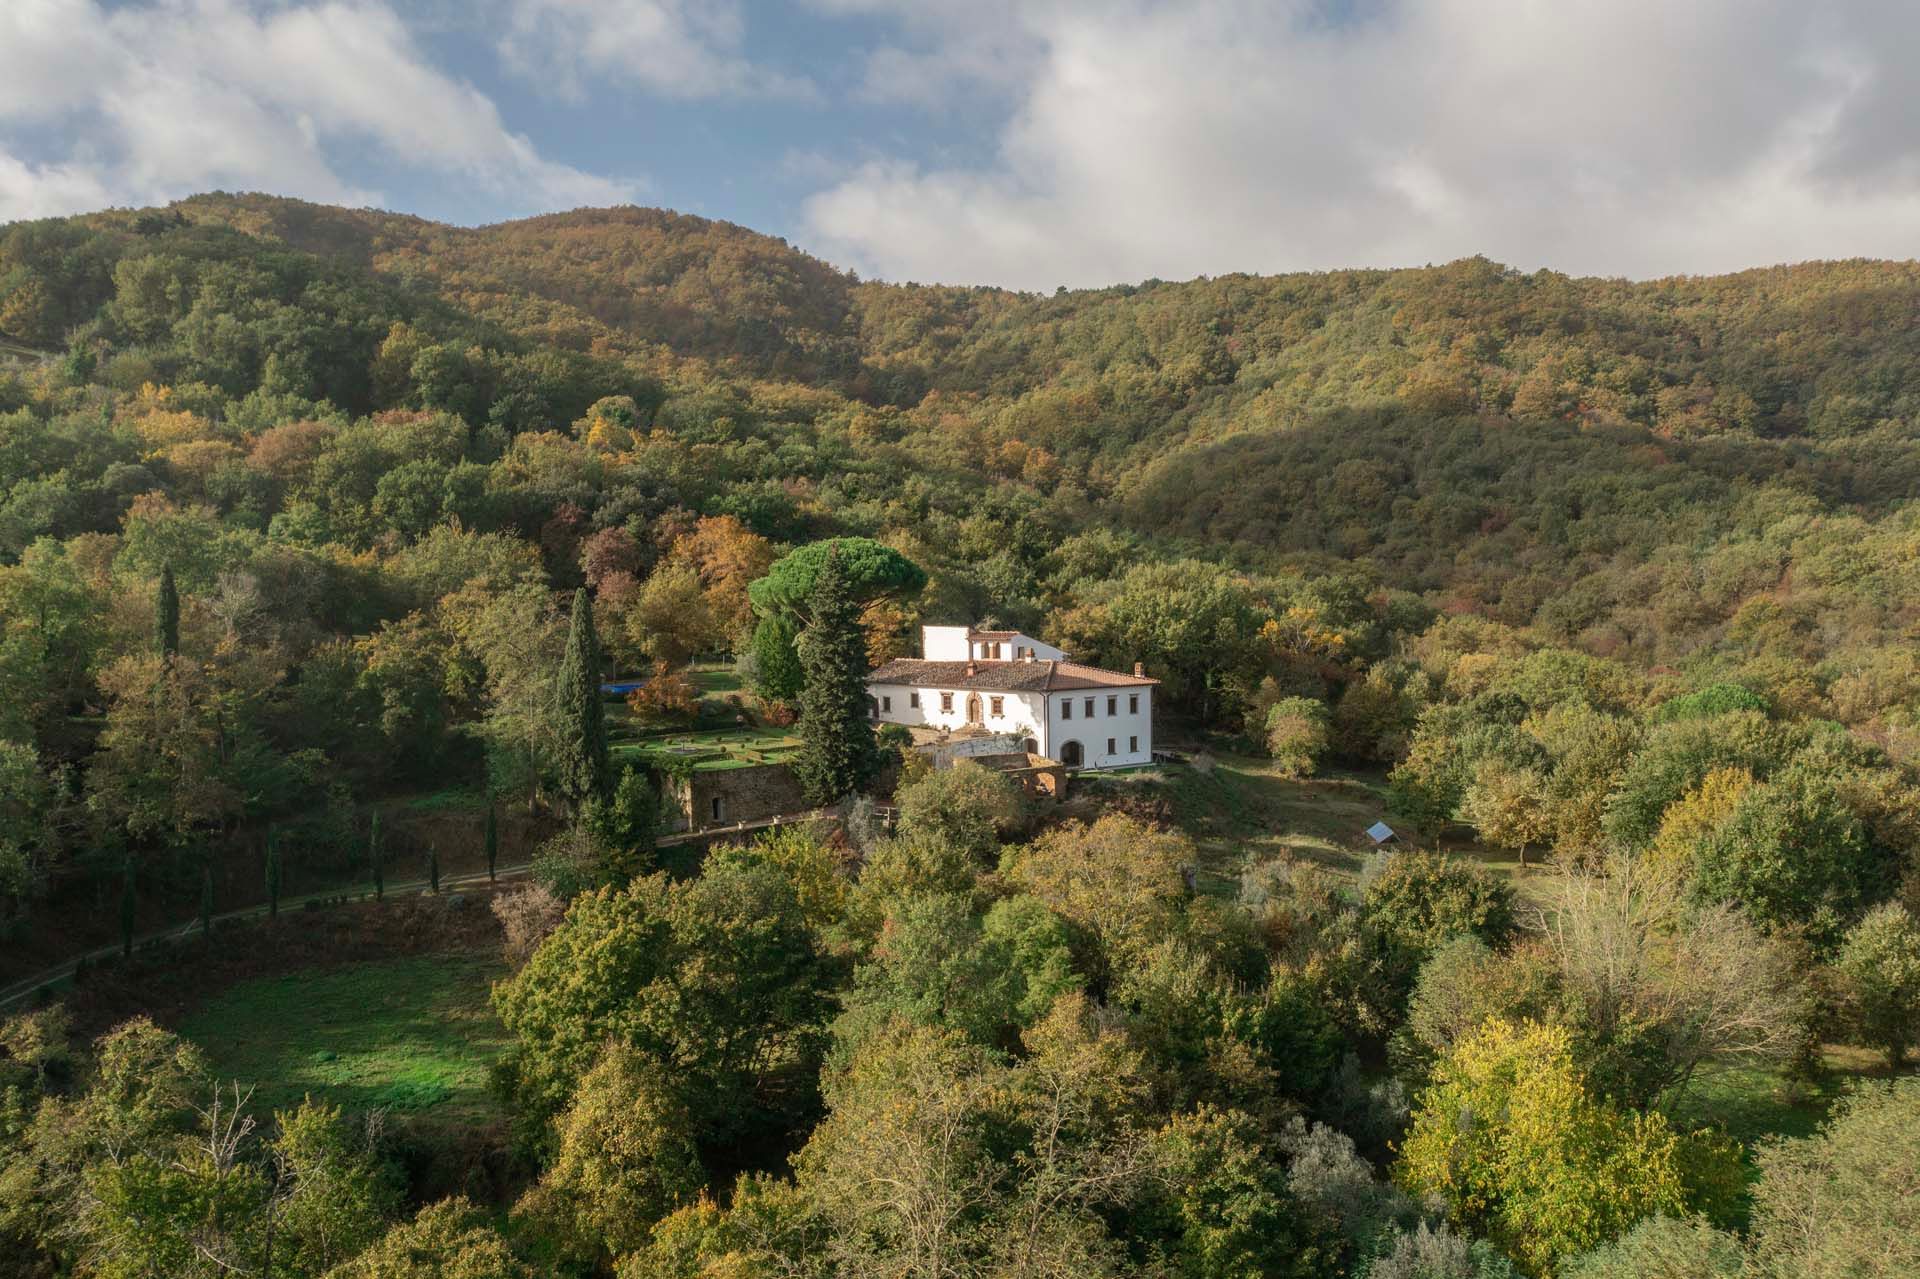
<box><xmin>554</xmin><ymin>588</ymin><xmax>611</xmax><ymax>808</ymax></box>
<box><xmin>155</xmin><ymin>562</ymin><xmax>180</xmax><ymax>659</ymax></box>
<box><xmin>429</xmin><ymin>845</ymin><xmax>440</xmax><ymax>894</ymax></box>
<box><xmin>265</xmin><ymin>827</ymin><xmax>281</xmax><ymax>922</ymax></box>
<box><xmin>484</xmin><ymin>799</ymin><xmax>498</xmax><ymax>883</ymax></box>
<box><xmin>119</xmin><ymin>861</ymin><xmax>135</xmax><ymax>960</ymax></box>
<box><xmin>793</xmin><ymin>546</ymin><xmax>879</xmax><ymax>806</ymax></box>
<box><xmin>200</xmin><ymin>861</ymin><xmax>214</xmax><ymax>944</ymax></box>
<box><xmin>371</xmin><ymin>811</ymin><xmax>384</xmax><ymax>900</ymax></box>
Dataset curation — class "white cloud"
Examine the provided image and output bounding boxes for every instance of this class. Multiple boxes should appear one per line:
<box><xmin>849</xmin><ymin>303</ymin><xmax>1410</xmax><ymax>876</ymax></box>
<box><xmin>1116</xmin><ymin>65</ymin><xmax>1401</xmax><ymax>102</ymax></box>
<box><xmin>802</xmin><ymin>0</ymin><xmax>1920</xmax><ymax>288</ymax></box>
<box><xmin>0</xmin><ymin>0</ymin><xmax>636</xmax><ymax>222</ymax></box>
<box><xmin>497</xmin><ymin>0</ymin><xmax>814</xmax><ymax>102</ymax></box>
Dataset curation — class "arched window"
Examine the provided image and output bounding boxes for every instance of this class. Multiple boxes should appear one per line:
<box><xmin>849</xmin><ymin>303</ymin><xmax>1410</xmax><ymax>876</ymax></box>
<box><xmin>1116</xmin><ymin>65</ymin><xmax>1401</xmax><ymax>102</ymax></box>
<box><xmin>1059</xmin><ymin>740</ymin><xmax>1084</xmax><ymax>767</ymax></box>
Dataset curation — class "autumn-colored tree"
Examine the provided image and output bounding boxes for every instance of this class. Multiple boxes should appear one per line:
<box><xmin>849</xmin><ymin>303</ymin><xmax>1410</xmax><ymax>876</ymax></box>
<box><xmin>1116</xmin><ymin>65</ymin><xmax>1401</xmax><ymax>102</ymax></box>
<box><xmin>1398</xmin><ymin>1018</ymin><xmax>1739</xmax><ymax>1275</ymax></box>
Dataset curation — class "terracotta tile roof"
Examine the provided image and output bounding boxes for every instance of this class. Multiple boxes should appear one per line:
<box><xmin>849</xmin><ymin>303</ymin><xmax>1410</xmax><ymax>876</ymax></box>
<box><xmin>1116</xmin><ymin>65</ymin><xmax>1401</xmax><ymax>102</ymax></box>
<box><xmin>867</xmin><ymin>658</ymin><xmax>1157</xmax><ymax>691</ymax></box>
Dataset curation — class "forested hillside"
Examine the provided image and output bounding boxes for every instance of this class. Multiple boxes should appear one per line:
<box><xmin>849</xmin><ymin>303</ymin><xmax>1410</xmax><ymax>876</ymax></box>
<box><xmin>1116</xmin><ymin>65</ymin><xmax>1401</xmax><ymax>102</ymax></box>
<box><xmin>3</xmin><ymin>195</ymin><xmax>1920</xmax><ymax>1278</ymax></box>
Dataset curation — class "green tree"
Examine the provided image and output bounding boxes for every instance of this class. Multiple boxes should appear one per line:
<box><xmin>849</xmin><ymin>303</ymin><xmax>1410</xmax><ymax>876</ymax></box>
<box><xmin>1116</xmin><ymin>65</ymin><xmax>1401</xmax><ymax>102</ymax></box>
<box><xmin>1689</xmin><ymin>767</ymin><xmax>1880</xmax><ymax>940</ymax></box>
<box><xmin>199</xmin><ymin>861</ymin><xmax>213</xmax><ymax>944</ymax></box>
<box><xmin>1562</xmin><ymin>1216</ymin><xmax>1744</xmax><ymax>1279</ymax></box>
<box><xmin>1363</xmin><ymin>850</ymin><xmax>1518</xmax><ymax>956</ymax></box>
<box><xmin>370</xmin><ymin>811</ymin><xmax>383</xmax><ymax>900</ymax></box>
<box><xmin>553</xmin><ymin>587</ymin><xmax>611</xmax><ymax>809</ymax></box>
<box><xmin>155</xmin><ymin>561</ymin><xmax>179</xmax><ymax>659</ymax></box>
<box><xmin>515</xmin><ymin>1043</ymin><xmax>704</xmax><ymax>1264</ymax></box>
<box><xmin>894</xmin><ymin>761</ymin><xmax>1026</xmax><ymax>864</ymax></box>
<box><xmin>1266</xmin><ymin>696</ymin><xmax>1331</xmax><ymax>777</ymax></box>
<box><xmin>268</xmin><ymin>1099</ymin><xmax>401</xmax><ymax>1276</ymax></box>
<box><xmin>332</xmin><ymin>1197</ymin><xmax>535</xmax><ymax>1279</ymax></box>
<box><xmin>1749</xmin><ymin>1079</ymin><xmax>1920</xmax><ymax>1279</ymax></box>
<box><xmin>428</xmin><ymin>845</ymin><xmax>440</xmax><ymax>895</ymax></box>
<box><xmin>492</xmin><ymin>849</ymin><xmax>832</xmax><ymax>1144</ymax></box>
<box><xmin>792</xmin><ymin>547</ymin><xmax>877</xmax><ymax>807</ymax></box>
<box><xmin>746</xmin><ymin>537</ymin><xmax>927</xmax><ymax>627</ymax></box>
<box><xmin>1835</xmin><ymin>903</ymin><xmax>1920</xmax><ymax>1068</ymax></box>
<box><xmin>745</xmin><ymin>538</ymin><xmax>924</xmax><ymax>702</ymax></box>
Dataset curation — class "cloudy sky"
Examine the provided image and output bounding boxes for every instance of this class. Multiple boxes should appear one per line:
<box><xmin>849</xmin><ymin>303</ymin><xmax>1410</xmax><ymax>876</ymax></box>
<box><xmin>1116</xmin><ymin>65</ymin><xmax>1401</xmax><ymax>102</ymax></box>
<box><xmin>5</xmin><ymin>0</ymin><xmax>1920</xmax><ymax>290</ymax></box>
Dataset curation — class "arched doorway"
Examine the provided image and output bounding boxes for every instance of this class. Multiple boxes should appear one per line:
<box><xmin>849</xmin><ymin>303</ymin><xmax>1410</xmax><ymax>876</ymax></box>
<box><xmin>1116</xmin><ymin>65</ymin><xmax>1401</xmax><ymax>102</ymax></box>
<box><xmin>965</xmin><ymin>692</ymin><xmax>982</xmax><ymax>724</ymax></box>
<box><xmin>1059</xmin><ymin>740</ymin><xmax>1083</xmax><ymax>767</ymax></box>
<box><xmin>1022</xmin><ymin>737</ymin><xmax>1039</xmax><ymax>756</ymax></box>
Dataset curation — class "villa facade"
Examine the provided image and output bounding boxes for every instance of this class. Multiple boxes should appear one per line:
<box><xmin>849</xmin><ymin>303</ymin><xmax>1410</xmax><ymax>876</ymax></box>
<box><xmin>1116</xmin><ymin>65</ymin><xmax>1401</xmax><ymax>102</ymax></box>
<box><xmin>867</xmin><ymin>626</ymin><xmax>1157</xmax><ymax>769</ymax></box>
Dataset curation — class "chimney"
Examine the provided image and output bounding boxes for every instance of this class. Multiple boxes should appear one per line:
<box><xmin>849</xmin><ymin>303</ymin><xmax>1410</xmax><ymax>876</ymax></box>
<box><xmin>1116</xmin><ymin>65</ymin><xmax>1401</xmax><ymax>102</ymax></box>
<box><xmin>1133</xmin><ymin>662</ymin><xmax>1145</xmax><ymax>678</ymax></box>
<box><xmin>1022</xmin><ymin>650</ymin><xmax>1035</xmax><ymax>663</ymax></box>
<box><xmin>965</xmin><ymin>661</ymin><xmax>977</xmax><ymax>678</ymax></box>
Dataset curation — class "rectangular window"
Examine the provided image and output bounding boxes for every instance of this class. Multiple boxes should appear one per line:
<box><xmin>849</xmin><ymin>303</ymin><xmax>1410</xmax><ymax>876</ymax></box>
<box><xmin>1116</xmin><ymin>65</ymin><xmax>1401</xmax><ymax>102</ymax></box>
<box><xmin>1084</xmin><ymin>697</ymin><xmax>1095</xmax><ymax>717</ymax></box>
<box><xmin>1129</xmin><ymin>694</ymin><xmax>1139</xmax><ymax>714</ymax></box>
<box><xmin>1129</xmin><ymin>735</ymin><xmax>1138</xmax><ymax>753</ymax></box>
<box><xmin>1061</xmin><ymin>700</ymin><xmax>1072</xmax><ymax>720</ymax></box>
<box><xmin>1107</xmin><ymin>695</ymin><xmax>1118</xmax><ymax>716</ymax></box>
<box><xmin>1107</xmin><ymin>738</ymin><xmax>1116</xmax><ymax>756</ymax></box>
<box><xmin>990</xmin><ymin>696</ymin><xmax>1004</xmax><ymax>717</ymax></box>
<box><xmin>882</xmin><ymin>695</ymin><xmax>892</xmax><ymax>712</ymax></box>
<box><xmin>910</xmin><ymin>692</ymin><xmax>920</xmax><ymax>708</ymax></box>
<box><xmin>710</xmin><ymin>797</ymin><xmax>723</xmax><ymax>822</ymax></box>
<box><xmin>940</xmin><ymin>692</ymin><xmax>954</xmax><ymax>713</ymax></box>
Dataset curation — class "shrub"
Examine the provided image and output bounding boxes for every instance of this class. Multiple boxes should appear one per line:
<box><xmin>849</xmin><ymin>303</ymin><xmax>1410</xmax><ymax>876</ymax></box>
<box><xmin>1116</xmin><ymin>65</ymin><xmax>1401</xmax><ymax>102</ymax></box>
<box><xmin>1363</xmin><ymin>851</ymin><xmax>1519</xmax><ymax>955</ymax></box>
<box><xmin>492</xmin><ymin>884</ymin><xmax>567</xmax><ymax>964</ymax></box>
<box><xmin>1266</xmin><ymin>696</ymin><xmax>1331</xmax><ymax>777</ymax></box>
<box><xmin>1835</xmin><ymin>902</ymin><xmax>1920</xmax><ymax>1067</ymax></box>
<box><xmin>895</xmin><ymin>761</ymin><xmax>1026</xmax><ymax>863</ymax></box>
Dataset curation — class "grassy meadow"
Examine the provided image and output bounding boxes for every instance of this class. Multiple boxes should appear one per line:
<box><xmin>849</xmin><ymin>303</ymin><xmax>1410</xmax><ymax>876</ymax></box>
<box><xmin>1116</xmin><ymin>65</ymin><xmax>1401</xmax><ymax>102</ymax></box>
<box><xmin>179</xmin><ymin>951</ymin><xmax>512</xmax><ymax>1126</ymax></box>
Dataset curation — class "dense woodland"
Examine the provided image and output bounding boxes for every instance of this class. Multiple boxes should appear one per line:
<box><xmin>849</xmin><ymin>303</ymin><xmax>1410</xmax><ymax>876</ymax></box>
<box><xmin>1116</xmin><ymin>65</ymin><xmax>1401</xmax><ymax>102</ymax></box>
<box><xmin>1</xmin><ymin>195</ymin><xmax>1919</xmax><ymax>1277</ymax></box>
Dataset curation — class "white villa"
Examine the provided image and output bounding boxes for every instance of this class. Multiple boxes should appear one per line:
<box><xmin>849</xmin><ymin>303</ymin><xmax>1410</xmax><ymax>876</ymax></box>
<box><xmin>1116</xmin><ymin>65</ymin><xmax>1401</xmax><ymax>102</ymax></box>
<box><xmin>867</xmin><ymin>625</ymin><xmax>1157</xmax><ymax>769</ymax></box>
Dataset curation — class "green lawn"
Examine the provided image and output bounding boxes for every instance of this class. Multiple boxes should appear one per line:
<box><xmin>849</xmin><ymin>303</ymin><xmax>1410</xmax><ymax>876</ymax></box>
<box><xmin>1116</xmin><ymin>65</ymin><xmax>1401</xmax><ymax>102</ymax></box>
<box><xmin>691</xmin><ymin>666</ymin><xmax>744</xmax><ymax>695</ymax></box>
<box><xmin>1079</xmin><ymin>753</ymin><xmax>1545</xmax><ymax>901</ymax></box>
<box><xmin>179</xmin><ymin>952</ymin><xmax>512</xmax><ymax>1125</ymax></box>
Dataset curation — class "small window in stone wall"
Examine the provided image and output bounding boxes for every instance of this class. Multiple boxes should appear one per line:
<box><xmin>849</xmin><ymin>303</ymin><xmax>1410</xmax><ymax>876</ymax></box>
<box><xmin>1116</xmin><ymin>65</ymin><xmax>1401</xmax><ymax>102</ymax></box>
<box><xmin>910</xmin><ymin>692</ymin><xmax>920</xmax><ymax>708</ymax></box>
<box><xmin>1130</xmin><ymin>735</ymin><xmax>1138</xmax><ymax>752</ymax></box>
<box><xmin>1107</xmin><ymin>737</ymin><xmax>1116</xmax><ymax>756</ymax></box>
<box><xmin>711</xmin><ymin>796</ymin><xmax>724</xmax><ymax>822</ymax></box>
<box><xmin>1084</xmin><ymin>697</ymin><xmax>1095</xmax><ymax>717</ymax></box>
<box><xmin>990</xmin><ymin>696</ymin><xmax>1004</xmax><ymax>717</ymax></box>
<box><xmin>1062</xmin><ymin>700</ymin><xmax>1072</xmax><ymax>720</ymax></box>
<box><xmin>940</xmin><ymin>691</ymin><xmax>954</xmax><ymax>713</ymax></box>
<box><xmin>1129</xmin><ymin>694</ymin><xmax>1139</xmax><ymax>714</ymax></box>
<box><xmin>882</xmin><ymin>695</ymin><xmax>892</xmax><ymax>712</ymax></box>
<box><xmin>1107</xmin><ymin>695</ymin><xmax>1117</xmax><ymax>715</ymax></box>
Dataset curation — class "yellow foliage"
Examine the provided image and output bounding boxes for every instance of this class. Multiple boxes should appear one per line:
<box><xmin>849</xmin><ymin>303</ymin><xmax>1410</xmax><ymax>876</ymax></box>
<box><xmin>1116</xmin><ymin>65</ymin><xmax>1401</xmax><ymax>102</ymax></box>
<box><xmin>1397</xmin><ymin>1017</ymin><xmax>1730</xmax><ymax>1275</ymax></box>
<box><xmin>1645</xmin><ymin>767</ymin><xmax>1753</xmax><ymax>888</ymax></box>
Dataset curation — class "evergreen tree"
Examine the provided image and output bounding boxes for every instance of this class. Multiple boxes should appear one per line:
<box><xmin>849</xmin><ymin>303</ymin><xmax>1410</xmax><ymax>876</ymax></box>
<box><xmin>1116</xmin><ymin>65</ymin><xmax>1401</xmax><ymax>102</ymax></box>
<box><xmin>119</xmin><ymin>860</ymin><xmax>135</xmax><ymax>959</ymax></box>
<box><xmin>265</xmin><ymin>826</ymin><xmax>281</xmax><ymax>922</ymax></box>
<box><xmin>554</xmin><ymin>588</ymin><xmax>611</xmax><ymax>809</ymax></box>
<box><xmin>429</xmin><ymin>845</ymin><xmax>441</xmax><ymax>894</ymax></box>
<box><xmin>485</xmin><ymin>800</ymin><xmax>499</xmax><ymax>883</ymax></box>
<box><xmin>155</xmin><ymin>562</ymin><xmax>179</xmax><ymax>660</ymax></box>
<box><xmin>793</xmin><ymin>547</ymin><xmax>878</xmax><ymax>807</ymax></box>
<box><xmin>371</xmin><ymin>811</ymin><xmax>384</xmax><ymax>900</ymax></box>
